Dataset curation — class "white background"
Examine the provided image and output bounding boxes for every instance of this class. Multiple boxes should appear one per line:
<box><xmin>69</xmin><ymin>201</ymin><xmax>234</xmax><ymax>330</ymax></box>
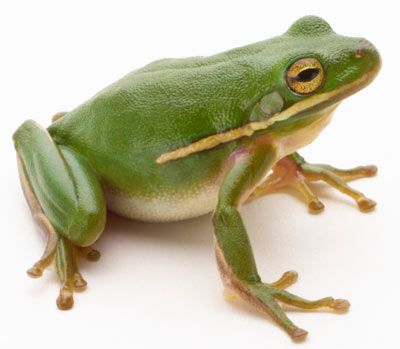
<box><xmin>1</xmin><ymin>1</ymin><xmax>399</xmax><ymax>348</ymax></box>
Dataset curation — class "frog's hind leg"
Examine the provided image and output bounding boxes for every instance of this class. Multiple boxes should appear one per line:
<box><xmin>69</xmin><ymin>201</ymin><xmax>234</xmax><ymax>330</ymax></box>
<box><xmin>249</xmin><ymin>152</ymin><xmax>377</xmax><ymax>213</ymax></box>
<box><xmin>14</xmin><ymin>120</ymin><xmax>106</xmax><ymax>309</ymax></box>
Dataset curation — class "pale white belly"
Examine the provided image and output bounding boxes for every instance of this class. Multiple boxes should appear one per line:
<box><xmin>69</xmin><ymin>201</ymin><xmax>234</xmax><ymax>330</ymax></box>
<box><xmin>105</xmin><ymin>184</ymin><xmax>219</xmax><ymax>222</ymax></box>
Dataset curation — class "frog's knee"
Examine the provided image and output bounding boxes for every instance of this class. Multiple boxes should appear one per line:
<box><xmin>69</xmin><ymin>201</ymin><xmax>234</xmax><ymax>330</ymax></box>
<box><xmin>13</xmin><ymin>119</ymin><xmax>46</xmax><ymax>146</ymax></box>
<box><xmin>67</xmin><ymin>204</ymin><xmax>106</xmax><ymax>247</ymax></box>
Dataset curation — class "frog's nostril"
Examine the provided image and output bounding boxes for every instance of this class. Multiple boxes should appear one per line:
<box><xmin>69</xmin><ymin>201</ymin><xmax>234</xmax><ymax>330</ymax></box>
<box><xmin>355</xmin><ymin>48</ymin><xmax>365</xmax><ymax>58</ymax></box>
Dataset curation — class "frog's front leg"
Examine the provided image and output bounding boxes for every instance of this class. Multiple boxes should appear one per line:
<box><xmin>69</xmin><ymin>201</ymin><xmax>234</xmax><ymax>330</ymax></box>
<box><xmin>213</xmin><ymin>143</ymin><xmax>348</xmax><ymax>340</ymax></box>
<box><xmin>249</xmin><ymin>152</ymin><xmax>377</xmax><ymax>213</ymax></box>
<box><xmin>14</xmin><ymin>120</ymin><xmax>106</xmax><ymax>309</ymax></box>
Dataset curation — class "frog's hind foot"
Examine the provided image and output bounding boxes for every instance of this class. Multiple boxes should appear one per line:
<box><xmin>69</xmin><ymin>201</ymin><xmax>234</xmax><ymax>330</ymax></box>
<box><xmin>249</xmin><ymin>153</ymin><xmax>377</xmax><ymax>213</ymax></box>
<box><xmin>27</xmin><ymin>234</ymin><xmax>101</xmax><ymax>310</ymax></box>
<box><xmin>26</xmin><ymin>228</ymin><xmax>100</xmax><ymax>310</ymax></box>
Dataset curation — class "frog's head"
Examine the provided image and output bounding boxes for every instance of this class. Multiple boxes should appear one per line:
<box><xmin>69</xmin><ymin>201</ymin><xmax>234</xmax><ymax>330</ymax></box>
<box><xmin>156</xmin><ymin>16</ymin><xmax>381</xmax><ymax>164</ymax></box>
<box><xmin>266</xmin><ymin>16</ymin><xmax>381</xmax><ymax>128</ymax></box>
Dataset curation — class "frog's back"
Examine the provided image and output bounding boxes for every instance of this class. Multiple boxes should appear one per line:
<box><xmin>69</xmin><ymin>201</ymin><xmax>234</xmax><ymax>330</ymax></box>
<box><xmin>48</xmin><ymin>37</ymin><xmax>290</xmax><ymax>156</ymax></box>
<box><xmin>132</xmin><ymin>37</ymin><xmax>276</xmax><ymax>74</ymax></box>
<box><xmin>47</xmin><ymin>35</ymin><xmax>297</xmax><ymax>214</ymax></box>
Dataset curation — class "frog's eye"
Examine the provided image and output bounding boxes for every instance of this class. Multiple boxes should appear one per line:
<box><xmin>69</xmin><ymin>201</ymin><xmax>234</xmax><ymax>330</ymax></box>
<box><xmin>285</xmin><ymin>58</ymin><xmax>324</xmax><ymax>95</ymax></box>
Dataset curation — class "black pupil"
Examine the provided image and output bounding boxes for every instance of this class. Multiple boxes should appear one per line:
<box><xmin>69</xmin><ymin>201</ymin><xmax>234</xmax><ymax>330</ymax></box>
<box><xmin>295</xmin><ymin>68</ymin><xmax>320</xmax><ymax>82</ymax></box>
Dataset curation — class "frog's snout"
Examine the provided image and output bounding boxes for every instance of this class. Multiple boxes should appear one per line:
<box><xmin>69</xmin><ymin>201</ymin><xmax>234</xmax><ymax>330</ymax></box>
<box><xmin>354</xmin><ymin>39</ymin><xmax>382</xmax><ymax>73</ymax></box>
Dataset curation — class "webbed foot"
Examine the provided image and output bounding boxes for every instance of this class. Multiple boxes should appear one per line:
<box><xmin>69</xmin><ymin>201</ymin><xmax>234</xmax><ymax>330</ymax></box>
<box><xmin>244</xmin><ymin>280</ymin><xmax>349</xmax><ymax>341</ymax></box>
<box><xmin>249</xmin><ymin>152</ymin><xmax>377</xmax><ymax>213</ymax></box>
<box><xmin>26</xmin><ymin>221</ymin><xmax>101</xmax><ymax>310</ymax></box>
<box><xmin>219</xmin><ymin>256</ymin><xmax>349</xmax><ymax>341</ymax></box>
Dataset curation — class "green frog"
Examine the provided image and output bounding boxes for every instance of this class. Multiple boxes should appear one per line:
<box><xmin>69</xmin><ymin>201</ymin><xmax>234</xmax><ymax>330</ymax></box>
<box><xmin>13</xmin><ymin>16</ymin><xmax>381</xmax><ymax>340</ymax></box>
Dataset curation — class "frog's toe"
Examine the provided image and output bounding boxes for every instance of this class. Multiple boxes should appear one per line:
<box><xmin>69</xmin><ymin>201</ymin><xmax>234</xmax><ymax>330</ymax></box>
<box><xmin>356</xmin><ymin>197</ymin><xmax>377</xmax><ymax>212</ymax></box>
<box><xmin>57</xmin><ymin>285</ymin><xmax>74</xmax><ymax>310</ymax></box>
<box><xmin>56</xmin><ymin>273</ymin><xmax>87</xmax><ymax>310</ymax></box>
<box><xmin>73</xmin><ymin>272</ymin><xmax>88</xmax><ymax>291</ymax></box>
<box><xmin>77</xmin><ymin>246</ymin><xmax>101</xmax><ymax>262</ymax></box>
<box><xmin>308</xmin><ymin>200</ymin><xmax>325</xmax><ymax>213</ymax></box>
<box><xmin>26</xmin><ymin>213</ymin><xmax>58</xmax><ymax>279</ymax></box>
<box><xmin>293</xmin><ymin>178</ymin><xmax>325</xmax><ymax>214</ymax></box>
<box><xmin>273</xmin><ymin>289</ymin><xmax>350</xmax><ymax>312</ymax></box>
<box><xmin>268</xmin><ymin>270</ymin><xmax>298</xmax><ymax>289</ymax></box>
<box><xmin>326</xmin><ymin>164</ymin><xmax>378</xmax><ymax>181</ymax></box>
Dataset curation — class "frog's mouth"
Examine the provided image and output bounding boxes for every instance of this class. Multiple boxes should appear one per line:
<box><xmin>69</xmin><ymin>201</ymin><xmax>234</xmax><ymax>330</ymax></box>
<box><xmin>156</xmin><ymin>67</ymin><xmax>379</xmax><ymax>164</ymax></box>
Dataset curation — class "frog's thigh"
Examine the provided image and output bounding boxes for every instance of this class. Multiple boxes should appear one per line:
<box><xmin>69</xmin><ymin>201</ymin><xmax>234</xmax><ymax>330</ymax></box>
<box><xmin>14</xmin><ymin>120</ymin><xmax>106</xmax><ymax>309</ymax></box>
<box><xmin>14</xmin><ymin>120</ymin><xmax>106</xmax><ymax>246</ymax></box>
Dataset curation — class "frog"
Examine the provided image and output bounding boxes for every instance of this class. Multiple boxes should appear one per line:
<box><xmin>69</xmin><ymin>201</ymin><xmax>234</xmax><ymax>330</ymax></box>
<box><xmin>13</xmin><ymin>16</ymin><xmax>381</xmax><ymax>340</ymax></box>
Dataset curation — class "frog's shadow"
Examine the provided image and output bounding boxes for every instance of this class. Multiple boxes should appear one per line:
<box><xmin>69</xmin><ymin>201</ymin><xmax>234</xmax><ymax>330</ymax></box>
<box><xmin>95</xmin><ymin>210</ymin><xmax>214</xmax><ymax>252</ymax></box>
<box><xmin>93</xmin><ymin>182</ymin><xmax>356</xmax><ymax>257</ymax></box>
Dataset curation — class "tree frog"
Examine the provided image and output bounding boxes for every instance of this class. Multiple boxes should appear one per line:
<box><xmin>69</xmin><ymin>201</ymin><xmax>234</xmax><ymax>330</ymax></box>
<box><xmin>13</xmin><ymin>16</ymin><xmax>381</xmax><ymax>340</ymax></box>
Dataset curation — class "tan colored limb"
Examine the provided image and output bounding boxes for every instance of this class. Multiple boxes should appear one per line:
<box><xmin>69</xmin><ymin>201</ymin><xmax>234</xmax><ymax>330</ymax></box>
<box><xmin>17</xmin><ymin>156</ymin><xmax>58</xmax><ymax>277</ymax></box>
<box><xmin>292</xmin><ymin>177</ymin><xmax>325</xmax><ymax>213</ymax></box>
<box><xmin>26</xmin><ymin>213</ymin><xmax>58</xmax><ymax>277</ymax></box>
<box><xmin>248</xmin><ymin>155</ymin><xmax>377</xmax><ymax>213</ymax></box>
<box><xmin>310</xmin><ymin>170</ymin><xmax>376</xmax><ymax>211</ymax></box>
<box><xmin>273</xmin><ymin>289</ymin><xmax>350</xmax><ymax>311</ymax></box>
<box><xmin>316</xmin><ymin>164</ymin><xmax>377</xmax><ymax>181</ymax></box>
<box><xmin>268</xmin><ymin>270</ymin><xmax>298</xmax><ymax>289</ymax></box>
<box><xmin>247</xmin><ymin>161</ymin><xmax>292</xmax><ymax>201</ymax></box>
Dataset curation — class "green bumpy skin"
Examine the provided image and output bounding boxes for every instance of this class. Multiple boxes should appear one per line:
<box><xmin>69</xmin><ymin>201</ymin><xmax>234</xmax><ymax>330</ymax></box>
<box><xmin>13</xmin><ymin>16</ymin><xmax>381</xmax><ymax>340</ymax></box>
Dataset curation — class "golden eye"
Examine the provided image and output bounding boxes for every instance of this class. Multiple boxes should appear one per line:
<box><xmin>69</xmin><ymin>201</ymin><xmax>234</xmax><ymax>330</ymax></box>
<box><xmin>286</xmin><ymin>57</ymin><xmax>324</xmax><ymax>95</ymax></box>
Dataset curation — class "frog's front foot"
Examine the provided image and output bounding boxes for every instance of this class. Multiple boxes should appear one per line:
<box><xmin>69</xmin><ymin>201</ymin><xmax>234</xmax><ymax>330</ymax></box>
<box><xmin>218</xmin><ymin>249</ymin><xmax>349</xmax><ymax>341</ymax></box>
<box><xmin>26</xmin><ymin>220</ymin><xmax>101</xmax><ymax>310</ymax></box>
<box><xmin>249</xmin><ymin>152</ymin><xmax>377</xmax><ymax>213</ymax></box>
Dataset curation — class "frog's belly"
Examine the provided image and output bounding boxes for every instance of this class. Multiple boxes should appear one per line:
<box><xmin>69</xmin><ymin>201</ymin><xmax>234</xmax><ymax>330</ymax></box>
<box><xmin>105</xmin><ymin>184</ymin><xmax>219</xmax><ymax>222</ymax></box>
